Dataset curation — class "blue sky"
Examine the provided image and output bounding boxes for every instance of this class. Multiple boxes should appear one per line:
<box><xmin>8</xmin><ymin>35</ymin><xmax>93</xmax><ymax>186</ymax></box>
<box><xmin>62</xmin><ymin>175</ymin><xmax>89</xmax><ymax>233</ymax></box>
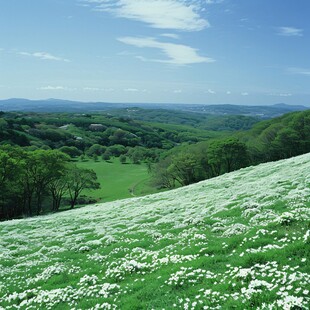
<box><xmin>0</xmin><ymin>0</ymin><xmax>309</xmax><ymax>105</ymax></box>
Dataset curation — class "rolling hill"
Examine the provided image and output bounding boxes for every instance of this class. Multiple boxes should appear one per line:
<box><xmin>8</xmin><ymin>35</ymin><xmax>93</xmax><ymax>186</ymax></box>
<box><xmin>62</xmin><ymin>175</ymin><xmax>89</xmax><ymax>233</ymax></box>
<box><xmin>0</xmin><ymin>98</ymin><xmax>308</xmax><ymax>119</ymax></box>
<box><xmin>0</xmin><ymin>153</ymin><xmax>309</xmax><ymax>309</ymax></box>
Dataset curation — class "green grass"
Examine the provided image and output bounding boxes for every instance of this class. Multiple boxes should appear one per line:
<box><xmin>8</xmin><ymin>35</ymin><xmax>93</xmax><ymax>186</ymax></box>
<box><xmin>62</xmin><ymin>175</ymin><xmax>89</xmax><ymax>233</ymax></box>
<box><xmin>76</xmin><ymin>158</ymin><xmax>160</xmax><ymax>202</ymax></box>
<box><xmin>0</xmin><ymin>154</ymin><xmax>309</xmax><ymax>309</ymax></box>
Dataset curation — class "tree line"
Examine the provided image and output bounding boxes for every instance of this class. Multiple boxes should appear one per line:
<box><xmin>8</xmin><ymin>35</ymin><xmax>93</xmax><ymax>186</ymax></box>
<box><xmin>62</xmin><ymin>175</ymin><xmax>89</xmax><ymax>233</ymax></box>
<box><xmin>152</xmin><ymin>110</ymin><xmax>310</xmax><ymax>189</ymax></box>
<box><xmin>0</xmin><ymin>146</ymin><xmax>99</xmax><ymax>220</ymax></box>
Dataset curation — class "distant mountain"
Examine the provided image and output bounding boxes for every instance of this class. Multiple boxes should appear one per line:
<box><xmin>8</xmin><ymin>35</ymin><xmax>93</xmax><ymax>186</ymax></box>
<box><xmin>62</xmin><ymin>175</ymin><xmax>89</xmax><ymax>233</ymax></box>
<box><xmin>174</xmin><ymin>103</ymin><xmax>309</xmax><ymax>118</ymax></box>
<box><xmin>0</xmin><ymin>98</ymin><xmax>308</xmax><ymax>118</ymax></box>
<box><xmin>0</xmin><ymin>98</ymin><xmax>125</xmax><ymax>112</ymax></box>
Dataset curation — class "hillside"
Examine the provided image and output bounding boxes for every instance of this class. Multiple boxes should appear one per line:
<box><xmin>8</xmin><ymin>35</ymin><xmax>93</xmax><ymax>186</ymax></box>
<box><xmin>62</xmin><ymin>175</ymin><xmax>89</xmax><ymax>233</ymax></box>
<box><xmin>0</xmin><ymin>154</ymin><xmax>310</xmax><ymax>309</ymax></box>
<box><xmin>0</xmin><ymin>111</ymin><xmax>225</xmax><ymax>151</ymax></box>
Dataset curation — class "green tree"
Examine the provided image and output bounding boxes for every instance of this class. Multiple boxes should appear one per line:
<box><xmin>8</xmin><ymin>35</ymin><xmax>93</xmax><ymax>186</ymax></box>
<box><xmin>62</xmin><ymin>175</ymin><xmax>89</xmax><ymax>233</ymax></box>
<box><xmin>59</xmin><ymin>146</ymin><xmax>82</xmax><ymax>158</ymax></box>
<box><xmin>119</xmin><ymin>154</ymin><xmax>127</xmax><ymax>164</ymax></box>
<box><xmin>0</xmin><ymin>148</ymin><xmax>24</xmax><ymax>219</ymax></box>
<box><xmin>23</xmin><ymin>150</ymin><xmax>69</xmax><ymax>215</ymax></box>
<box><xmin>167</xmin><ymin>152</ymin><xmax>202</xmax><ymax>186</ymax></box>
<box><xmin>152</xmin><ymin>157</ymin><xmax>176</xmax><ymax>189</ymax></box>
<box><xmin>86</xmin><ymin>144</ymin><xmax>106</xmax><ymax>157</ymax></box>
<box><xmin>208</xmin><ymin>138</ymin><xmax>248</xmax><ymax>175</ymax></box>
<box><xmin>67</xmin><ymin>167</ymin><xmax>100</xmax><ymax>209</ymax></box>
<box><xmin>48</xmin><ymin>176</ymin><xmax>68</xmax><ymax>212</ymax></box>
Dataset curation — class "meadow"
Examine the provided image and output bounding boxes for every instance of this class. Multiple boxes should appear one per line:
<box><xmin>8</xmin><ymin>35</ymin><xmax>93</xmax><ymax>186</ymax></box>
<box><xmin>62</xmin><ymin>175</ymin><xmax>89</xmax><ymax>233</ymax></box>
<box><xmin>76</xmin><ymin>159</ymin><xmax>158</xmax><ymax>202</ymax></box>
<box><xmin>0</xmin><ymin>153</ymin><xmax>309</xmax><ymax>309</ymax></box>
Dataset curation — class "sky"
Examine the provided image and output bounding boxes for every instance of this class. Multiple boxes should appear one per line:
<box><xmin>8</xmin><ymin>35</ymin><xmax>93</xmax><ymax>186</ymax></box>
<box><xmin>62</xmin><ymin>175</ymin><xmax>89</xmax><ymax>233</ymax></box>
<box><xmin>0</xmin><ymin>0</ymin><xmax>309</xmax><ymax>105</ymax></box>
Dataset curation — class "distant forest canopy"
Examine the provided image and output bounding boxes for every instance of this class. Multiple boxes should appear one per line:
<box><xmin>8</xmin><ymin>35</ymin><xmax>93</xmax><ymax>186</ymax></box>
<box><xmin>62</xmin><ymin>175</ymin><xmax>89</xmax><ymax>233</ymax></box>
<box><xmin>151</xmin><ymin>110</ymin><xmax>310</xmax><ymax>188</ymax></box>
<box><xmin>0</xmin><ymin>108</ymin><xmax>309</xmax><ymax>220</ymax></box>
<box><xmin>0</xmin><ymin>109</ymin><xmax>254</xmax><ymax>158</ymax></box>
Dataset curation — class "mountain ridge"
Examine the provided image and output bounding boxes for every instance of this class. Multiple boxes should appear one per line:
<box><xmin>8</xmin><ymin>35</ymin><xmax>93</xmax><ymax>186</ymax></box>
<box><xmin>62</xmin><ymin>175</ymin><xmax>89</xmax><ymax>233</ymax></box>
<box><xmin>0</xmin><ymin>98</ymin><xmax>308</xmax><ymax>118</ymax></box>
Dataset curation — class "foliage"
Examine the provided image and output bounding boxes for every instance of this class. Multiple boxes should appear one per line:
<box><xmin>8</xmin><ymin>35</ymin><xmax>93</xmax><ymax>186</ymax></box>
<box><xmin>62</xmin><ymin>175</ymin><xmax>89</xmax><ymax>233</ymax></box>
<box><xmin>241</xmin><ymin>110</ymin><xmax>310</xmax><ymax>163</ymax></box>
<box><xmin>153</xmin><ymin>110</ymin><xmax>310</xmax><ymax>189</ymax></box>
<box><xmin>207</xmin><ymin>138</ymin><xmax>249</xmax><ymax>175</ymax></box>
<box><xmin>66</xmin><ymin>167</ymin><xmax>100</xmax><ymax>209</ymax></box>
<box><xmin>0</xmin><ymin>146</ymin><xmax>99</xmax><ymax>220</ymax></box>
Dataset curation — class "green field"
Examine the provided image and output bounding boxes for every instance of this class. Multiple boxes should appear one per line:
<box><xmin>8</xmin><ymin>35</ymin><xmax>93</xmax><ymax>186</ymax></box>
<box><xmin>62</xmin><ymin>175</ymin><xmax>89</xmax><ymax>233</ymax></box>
<box><xmin>0</xmin><ymin>153</ymin><xmax>309</xmax><ymax>309</ymax></box>
<box><xmin>76</xmin><ymin>158</ymin><xmax>159</xmax><ymax>202</ymax></box>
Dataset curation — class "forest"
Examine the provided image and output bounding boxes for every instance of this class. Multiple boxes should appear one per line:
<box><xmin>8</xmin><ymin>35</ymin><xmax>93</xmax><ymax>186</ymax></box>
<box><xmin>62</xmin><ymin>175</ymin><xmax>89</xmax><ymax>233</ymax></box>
<box><xmin>0</xmin><ymin>108</ymin><xmax>309</xmax><ymax>220</ymax></box>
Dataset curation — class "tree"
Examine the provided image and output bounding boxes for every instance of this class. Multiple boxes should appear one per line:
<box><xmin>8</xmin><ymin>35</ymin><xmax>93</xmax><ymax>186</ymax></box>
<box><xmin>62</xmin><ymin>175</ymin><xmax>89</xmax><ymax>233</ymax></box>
<box><xmin>102</xmin><ymin>151</ymin><xmax>111</xmax><ymax>161</ymax></box>
<box><xmin>108</xmin><ymin>144</ymin><xmax>126</xmax><ymax>157</ymax></box>
<box><xmin>208</xmin><ymin>138</ymin><xmax>248</xmax><ymax>176</ymax></box>
<box><xmin>152</xmin><ymin>157</ymin><xmax>176</xmax><ymax>189</ymax></box>
<box><xmin>59</xmin><ymin>146</ymin><xmax>82</xmax><ymax>158</ymax></box>
<box><xmin>167</xmin><ymin>152</ymin><xmax>202</xmax><ymax>186</ymax></box>
<box><xmin>0</xmin><ymin>148</ymin><xmax>24</xmax><ymax>219</ymax></box>
<box><xmin>23</xmin><ymin>150</ymin><xmax>69</xmax><ymax>215</ymax></box>
<box><xmin>86</xmin><ymin>144</ymin><xmax>106</xmax><ymax>157</ymax></box>
<box><xmin>119</xmin><ymin>154</ymin><xmax>127</xmax><ymax>164</ymax></box>
<box><xmin>48</xmin><ymin>175</ymin><xmax>68</xmax><ymax>212</ymax></box>
<box><xmin>272</xmin><ymin>128</ymin><xmax>301</xmax><ymax>159</ymax></box>
<box><xmin>67</xmin><ymin>167</ymin><xmax>100</xmax><ymax>209</ymax></box>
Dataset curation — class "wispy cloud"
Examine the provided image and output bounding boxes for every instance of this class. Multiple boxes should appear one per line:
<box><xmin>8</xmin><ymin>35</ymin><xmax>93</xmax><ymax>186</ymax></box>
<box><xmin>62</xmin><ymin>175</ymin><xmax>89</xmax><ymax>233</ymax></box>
<box><xmin>83</xmin><ymin>87</ymin><xmax>115</xmax><ymax>91</ymax></box>
<box><xmin>118</xmin><ymin>36</ymin><xmax>215</xmax><ymax>65</ymax></box>
<box><xmin>37</xmin><ymin>86</ymin><xmax>74</xmax><ymax>90</ymax></box>
<box><xmin>123</xmin><ymin>88</ymin><xmax>148</xmax><ymax>92</ymax></box>
<box><xmin>124</xmin><ymin>88</ymin><xmax>139</xmax><ymax>92</ymax></box>
<box><xmin>84</xmin><ymin>0</ymin><xmax>210</xmax><ymax>31</ymax></box>
<box><xmin>18</xmin><ymin>51</ymin><xmax>70</xmax><ymax>62</ymax></box>
<box><xmin>269</xmin><ymin>92</ymin><xmax>292</xmax><ymax>97</ymax></box>
<box><xmin>277</xmin><ymin>27</ymin><xmax>303</xmax><ymax>37</ymax></box>
<box><xmin>205</xmin><ymin>0</ymin><xmax>224</xmax><ymax>3</ymax></box>
<box><xmin>206</xmin><ymin>89</ymin><xmax>216</xmax><ymax>94</ymax></box>
<box><xmin>160</xmin><ymin>33</ymin><xmax>180</xmax><ymax>40</ymax></box>
<box><xmin>241</xmin><ymin>92</ymin><xmax>249</xmax><ymax>96</ymax></box>
<box><xmin>279</xmin><ymin>93</ymin><xmax>292</xmax><ymax>97</ymax></box>
<box><xmin>83</xmin><ymin>87</ymin><xmax>100</xmax><ymax>91</ymax></box>
<box><xmin>288</xmin><ymin>67</ymin><xmax>310</xmax><ymax>76</ymax></box>
<box><xmin>173</xmin><ymin>89</ymin><xmax>182</xmax><ymax>93</ymax></box>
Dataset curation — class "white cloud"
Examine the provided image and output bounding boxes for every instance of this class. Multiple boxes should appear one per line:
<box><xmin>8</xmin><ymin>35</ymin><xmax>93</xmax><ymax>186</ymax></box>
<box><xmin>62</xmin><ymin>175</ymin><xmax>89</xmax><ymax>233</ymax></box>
<box><xmin>118</xmin><ymin>36</ymin><xmax>215</xmax><ymax>65</ymax></box>
<box><xmin>83</xmin><ymin>87</ymin><xmax>115</xmax><ymax>91</ymax></box>
<box><xmin>160</xmin><ymin>33</ymin><xmax>180</xmax><ymax>39</ymax></box>
<box><xmin>279</xmin><ymin>93</ymin><xmax>292</xmax><ymax>97</ymax></box>
<box><xmin>124</xmin><ymin>88</ymin><xmax>139</xmax><ymax>92</ymax></box>
<box><xmin>205</xmin><ymin>0</ymin><xmax>224</xmax><ymax>3</ymax></box>
<box><xmin>288</xmin><ymin>67</ymin><xmax>310</xmax><ymax>76</ymax></box>
<box><xmin>277</xmin><ymin>27</ymin><xmax>303</xmax><ymax>37</ymax></box>
<box><xmin>83</xmin><ymin>87</ymin><xmax>100</xmax><ymax>91</ymax></box>
<box><xmin>207</xmin><ymin>89</ymin><xmax>216</xmax><ymax>94</ymax></box>
<box><xmin>269</xmin><ymin>92</ymin><xmax>292</xmax><ymax>97</ymax></box>
<box><xmin>86</xmin><ymin>0</ymin><xmax>210</xmax><ymax>31</ymax></box>
<box><xmin>226</xmin><ymin>90</ymin><xmax>231</xmax><ymax>95</ymax></box>
<box><xmin>18</xmin><ymin>51</ymin><xmax>70</xmax><ymax>62</ymax></box>
<box><xmin>241</xmin><ymin>92</ymin><xmax>249</xmax><ymax>96</ymax></box>
<box><xmin>37</xmin><ymin>86</ymin><xmax>74</xmax><ymax>90</ymax></box>
<box><xmin>173</xmin><ymin>89</ymin><xmax>182</xmax><ymax>93</ymax></box>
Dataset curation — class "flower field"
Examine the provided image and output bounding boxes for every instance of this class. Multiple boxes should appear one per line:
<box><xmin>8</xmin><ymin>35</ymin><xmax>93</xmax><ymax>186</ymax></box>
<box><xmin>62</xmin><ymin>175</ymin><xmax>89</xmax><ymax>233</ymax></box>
<box><xmin>0</xmin><ymin>153</ymin><xmax>309</xmax><ymax>309</ymax></box>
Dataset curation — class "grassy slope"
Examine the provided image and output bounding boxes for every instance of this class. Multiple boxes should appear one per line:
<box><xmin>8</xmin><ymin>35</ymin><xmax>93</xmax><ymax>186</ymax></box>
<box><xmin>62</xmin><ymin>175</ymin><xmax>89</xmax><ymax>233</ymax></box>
<box><xmin>0</xmin><ymin>154</ymin><xmax>310</xmax><ymax>309</ymax></box>
<box><xmin>75</xmin><ymin>159</ymin><xmax>157</xmax><ymax>202</ymax></box>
